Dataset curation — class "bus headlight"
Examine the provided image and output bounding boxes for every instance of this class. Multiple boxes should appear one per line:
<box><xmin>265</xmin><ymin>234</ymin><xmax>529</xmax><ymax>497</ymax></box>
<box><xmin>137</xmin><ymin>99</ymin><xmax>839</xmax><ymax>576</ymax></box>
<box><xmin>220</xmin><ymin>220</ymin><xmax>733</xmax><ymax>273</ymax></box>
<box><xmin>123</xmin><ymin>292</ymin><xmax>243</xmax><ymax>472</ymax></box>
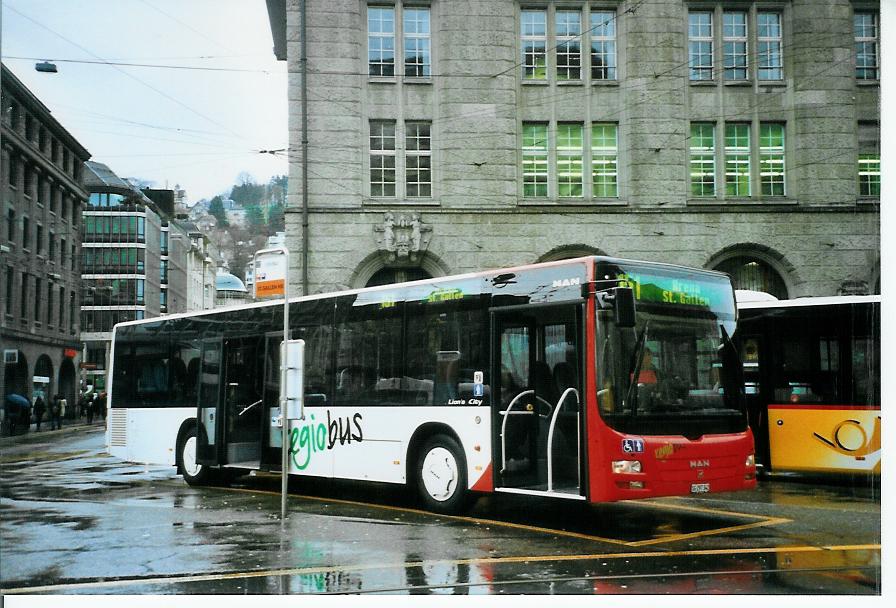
<box><xmin>612</xmin><ymin>460</ymin><xmax>642</xmax><ymax>474</ymax></box>
<box><xmin>745</xmin><ymin>454</ymin><xmax>755</xmax><ymax>468</ymax></box>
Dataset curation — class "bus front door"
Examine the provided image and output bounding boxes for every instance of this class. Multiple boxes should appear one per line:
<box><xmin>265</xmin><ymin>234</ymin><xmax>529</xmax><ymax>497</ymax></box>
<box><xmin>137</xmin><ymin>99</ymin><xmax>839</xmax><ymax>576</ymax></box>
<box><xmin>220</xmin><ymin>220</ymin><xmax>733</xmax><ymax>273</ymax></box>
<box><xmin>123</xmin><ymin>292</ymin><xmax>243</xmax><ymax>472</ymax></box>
<box><xmin>493</xmin><ymin>304</ymin><xmax>584</xmax><ymax>497</ymax></box>
<box><xmin>221</xmin><ymin>337</ymin><xmax>264</xmax><ymax>468</ymax></box>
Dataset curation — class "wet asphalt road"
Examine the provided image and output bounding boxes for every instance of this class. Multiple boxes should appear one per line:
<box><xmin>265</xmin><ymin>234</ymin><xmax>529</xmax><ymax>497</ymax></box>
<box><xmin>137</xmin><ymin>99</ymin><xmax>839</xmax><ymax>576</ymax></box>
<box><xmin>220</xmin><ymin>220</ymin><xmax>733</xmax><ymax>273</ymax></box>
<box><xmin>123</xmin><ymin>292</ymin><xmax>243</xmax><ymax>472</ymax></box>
<box><xmin>0</xmin><ymin>425</ymin><xmax>881</xmax><ymax>595</ymax></box>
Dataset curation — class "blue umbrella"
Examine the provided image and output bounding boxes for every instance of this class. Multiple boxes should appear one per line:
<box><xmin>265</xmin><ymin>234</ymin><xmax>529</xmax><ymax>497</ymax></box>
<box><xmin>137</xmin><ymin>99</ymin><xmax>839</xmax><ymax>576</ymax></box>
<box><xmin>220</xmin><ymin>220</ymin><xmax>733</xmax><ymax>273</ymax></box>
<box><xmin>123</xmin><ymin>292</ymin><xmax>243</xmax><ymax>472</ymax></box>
<box><xmin>4</xmin><ymin>393</ymin><xmax>30</xmax><ymax>410</ymax></box>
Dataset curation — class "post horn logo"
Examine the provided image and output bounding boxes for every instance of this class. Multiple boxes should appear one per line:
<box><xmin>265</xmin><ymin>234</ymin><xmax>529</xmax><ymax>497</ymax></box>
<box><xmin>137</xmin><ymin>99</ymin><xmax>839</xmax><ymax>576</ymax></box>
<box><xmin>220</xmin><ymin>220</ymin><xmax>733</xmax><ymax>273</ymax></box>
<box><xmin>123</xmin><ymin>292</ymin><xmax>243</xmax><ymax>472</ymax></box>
<box><xmin>813</xmin><ymin>416</ymin><xmax>881</xmax><ymax>459</ymax></box>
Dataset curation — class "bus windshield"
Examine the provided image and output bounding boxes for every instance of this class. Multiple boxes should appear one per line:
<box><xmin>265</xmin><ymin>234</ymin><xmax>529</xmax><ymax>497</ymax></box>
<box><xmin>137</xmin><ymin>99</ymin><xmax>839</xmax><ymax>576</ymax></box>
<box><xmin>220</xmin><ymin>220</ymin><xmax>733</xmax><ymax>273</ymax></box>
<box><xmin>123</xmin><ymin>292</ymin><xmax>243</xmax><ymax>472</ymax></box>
<box><xmin>595</xmin><ymin>262</ymin><xmax>746</xmax><ymax>437</ymax></box>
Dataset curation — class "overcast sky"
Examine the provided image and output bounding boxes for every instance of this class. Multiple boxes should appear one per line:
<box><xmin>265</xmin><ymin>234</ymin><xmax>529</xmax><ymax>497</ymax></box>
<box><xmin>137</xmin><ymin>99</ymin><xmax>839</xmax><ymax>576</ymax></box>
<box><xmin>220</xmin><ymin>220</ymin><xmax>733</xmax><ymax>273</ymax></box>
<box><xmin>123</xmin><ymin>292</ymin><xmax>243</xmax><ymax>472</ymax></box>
<box><xmin>2</xmin><ymin>0</ymin><xmax>288</xmax><ymax>203</ymax></box>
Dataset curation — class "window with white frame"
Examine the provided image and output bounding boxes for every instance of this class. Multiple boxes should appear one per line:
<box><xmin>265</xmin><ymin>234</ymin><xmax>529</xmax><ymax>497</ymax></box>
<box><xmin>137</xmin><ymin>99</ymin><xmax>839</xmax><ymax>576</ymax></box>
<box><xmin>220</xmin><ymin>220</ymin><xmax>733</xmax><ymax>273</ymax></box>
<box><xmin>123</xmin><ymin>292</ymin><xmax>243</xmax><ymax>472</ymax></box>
<box><xmin>556</xmin><ymin>10</ymin><xmax>582</xmax><ymax>80</ymax></box>
<box><xmin>690</xmin><ymin>123</ymin><xmax>716</xmax><ymax>197</ymax></box>
<box><xmin>858</xmin><ymin>122</ymin><xmax>880</xmax><ymax>197</ymax></box>
<box><xmin>522</xmin><ymin>10</ymin><xmax>548</xmax><ymax>81</ymax></box>
<box><xmin>520</xmin><ymin>7</ymin><xmax>620</xmax><ymax>83</ymax></box>
<box><xmin>725</xmin><ymin>124</ymin><xmax>751</xmax><ymax>197</ymax></box>
<box><xmin>522</xmin><ymin>123</ymin><xmax>549</xmax><ymax>197</ymax></box>
<box><xmin>405</xmin><ymin>122</ymin><xmax>431</xmax><ymax>197</ymax></box>
<box><xmin>368</xmin><ymin>6</ymin><xmax>396</xmax><ymax>76</ymax></box>
<box><xmin>403</xmin><ymin>7</ymin><xmax>431</xmax><ymax>77</ymax></box>
<box><xmin>370</xmin><ymin>120</ymin><xmax>397</xmax><ymax>197</ymax></box>
<box><xmin>689</xmin><ymin>11</ymin><xmax>714</xmax><ymax>80</ymax></box>
<box><xmin>723</xmin><ymin>11</ymin><xmax>748</xmax><ymax>80</ymax></box>
<box><xmin>590</xmin><ymin>10</ymin><xmax>617</xmax><ymax>80</ymax></box>
<box><xmin>591</xmin><ymin>123</ymin><xmax>618</xmax><ymax>197</ymax></box>
<box><xmin>759</xmin><ymin>123</ymin><xmax>785</xmax><ymax>196</ymax></box>
<box><xmin>694</xmin><ymin>121</ymin><xmax>786</xmax><ymax>199</ymax></box>
<box><xmin>757</xmin><ymin>12</ymin><xmax>783</xmax><ymax>80</ymax></box>
<box><xmin>557</xmin><ymin>124</ymin><xmax>584</xmax><ymax>197</ymax></box>
<box><xmin>522</xmin><ymin>122</ymin><xmax>619</xmax><ymax>199</ymax></box>
<box><xmin>854</xmin><ymin>12</ymin><xmax>879</xmax><ymax>80</ymax></box>
<box><xmin>691</xmin><ymin>7</ymin><xmax>785</xmax><ymax>82</ymax></box>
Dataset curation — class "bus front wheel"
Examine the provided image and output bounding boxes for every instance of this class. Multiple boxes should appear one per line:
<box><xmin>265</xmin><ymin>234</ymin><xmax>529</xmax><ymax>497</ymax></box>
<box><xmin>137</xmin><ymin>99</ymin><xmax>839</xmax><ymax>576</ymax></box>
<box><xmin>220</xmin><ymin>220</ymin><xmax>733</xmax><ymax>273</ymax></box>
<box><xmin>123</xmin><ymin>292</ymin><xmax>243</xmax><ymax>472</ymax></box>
<box><xmin>416</xmin><ymin>434</ymin><xmax>469</xmax><ymax>514</ymax></box>
<box><xmin>177</xmin><ymin>426</ymin><xmax>211</xmax><ymax>486</ymax></box>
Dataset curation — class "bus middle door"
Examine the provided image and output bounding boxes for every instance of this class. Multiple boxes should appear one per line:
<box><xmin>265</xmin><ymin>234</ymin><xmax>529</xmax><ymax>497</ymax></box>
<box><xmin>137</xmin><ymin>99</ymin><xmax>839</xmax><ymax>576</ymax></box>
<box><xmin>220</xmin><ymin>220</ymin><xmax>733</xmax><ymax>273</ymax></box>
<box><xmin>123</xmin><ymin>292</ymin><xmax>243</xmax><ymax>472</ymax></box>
<box><xmin>493</xmin><ymin>303</ymin><xmax>584</xmax><ymax>496</ymax></box>
<box><xmin>221</xmin><ymin>337</ymin><xmax>264</xmax><ymax>468</ymax></box>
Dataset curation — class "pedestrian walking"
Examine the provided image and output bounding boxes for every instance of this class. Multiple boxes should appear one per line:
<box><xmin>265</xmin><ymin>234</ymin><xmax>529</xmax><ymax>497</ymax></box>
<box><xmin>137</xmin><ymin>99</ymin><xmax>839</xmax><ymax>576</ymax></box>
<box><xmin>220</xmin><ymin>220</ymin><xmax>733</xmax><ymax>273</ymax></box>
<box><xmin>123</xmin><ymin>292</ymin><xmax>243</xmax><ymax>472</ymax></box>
<box><xmin>34</xmin><ymin>395</ymin><xmax>46</xmax><ymax>431</ymax></box>
<box><xmin>83</xmin><ymin>393</ymin><xmax>93</xmax><ymax>424</ymax></box>
<box><xmin>50</xmin><ymin>394</ymin><xmax>62</xmax><ymax>430</ymax></box>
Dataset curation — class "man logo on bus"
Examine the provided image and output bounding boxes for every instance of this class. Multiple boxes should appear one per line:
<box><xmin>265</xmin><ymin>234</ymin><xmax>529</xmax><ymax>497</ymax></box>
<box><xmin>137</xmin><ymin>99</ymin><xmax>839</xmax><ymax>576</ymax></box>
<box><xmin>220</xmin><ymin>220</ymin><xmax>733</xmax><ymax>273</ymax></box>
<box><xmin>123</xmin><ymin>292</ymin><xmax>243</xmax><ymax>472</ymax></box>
<box><xmin>552</xmin><ymin>278</ymin><xmax>581</xmax><ymax>288</ymax></box>
<box><xmin>813</xmin><ymin>416</ymin><xmax>881</xmax><ymax>459</ymax></box>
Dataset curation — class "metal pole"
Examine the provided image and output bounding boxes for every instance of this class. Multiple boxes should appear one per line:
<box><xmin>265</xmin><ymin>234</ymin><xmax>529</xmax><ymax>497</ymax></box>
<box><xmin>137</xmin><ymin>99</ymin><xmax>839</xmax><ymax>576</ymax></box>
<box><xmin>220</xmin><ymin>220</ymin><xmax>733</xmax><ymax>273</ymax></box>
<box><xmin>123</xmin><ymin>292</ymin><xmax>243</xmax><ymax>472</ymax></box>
<box><xmin>280</xmin><ymin>250</ymin><xmax>290</xmax><ymax>520</ymax></box>
<box><xmin>300</xmin><ymin>0</ymin><xmax>309</xmax><ymax>296</ymax></box>
<box><xmin>253</xmin><ymin>247</ymin><xmax>291</xmax><ymax>520</ymax></box>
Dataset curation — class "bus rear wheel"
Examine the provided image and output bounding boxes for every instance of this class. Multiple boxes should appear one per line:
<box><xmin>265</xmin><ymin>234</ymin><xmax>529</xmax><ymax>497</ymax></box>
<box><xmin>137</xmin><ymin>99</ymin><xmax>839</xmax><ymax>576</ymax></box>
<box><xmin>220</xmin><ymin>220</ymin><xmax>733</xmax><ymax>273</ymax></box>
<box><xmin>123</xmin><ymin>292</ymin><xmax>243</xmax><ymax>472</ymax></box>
<box><xmin>416</xmin><ymin>434</ymin><xmax>469</xmax><ymax>514</ymax></box>
<box><xmin>177</xmin><ymin>426</ymin><xmax>211</xmax><ymax>486</ymax></box>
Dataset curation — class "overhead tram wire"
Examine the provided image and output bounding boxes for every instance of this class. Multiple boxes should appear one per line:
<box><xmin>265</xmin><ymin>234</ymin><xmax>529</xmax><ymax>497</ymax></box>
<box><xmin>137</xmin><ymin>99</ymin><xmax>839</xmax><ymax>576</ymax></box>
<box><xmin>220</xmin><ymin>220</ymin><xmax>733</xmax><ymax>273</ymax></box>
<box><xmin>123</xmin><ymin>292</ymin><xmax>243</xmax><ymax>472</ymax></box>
<box><xmin>651</xmin><ymin>47</ymin><xmax>867</xmax><ymax>152</ymax></box>
<box><xmin>49</xmin><ymin>103</ymin><xmax>284</xmax><ymax>154</ymax></box>
<box><xmin>4</xmin><ymin>4</ymin><xmax>256</xmax><ymax>144</ymax></box>
<box><xmin>136</xmin><ymin>0</ymin><xmax>240</xmax><ymax>56</ymax></box>
<box><xmin>300</xmin><ymin>31</ymin><xmax>851</xmax><ymax>146</ymax></box>
<box><xmin>2</xmin><ymin>56</ymin><xmax>277</xmax><ymax>74</ymax></box>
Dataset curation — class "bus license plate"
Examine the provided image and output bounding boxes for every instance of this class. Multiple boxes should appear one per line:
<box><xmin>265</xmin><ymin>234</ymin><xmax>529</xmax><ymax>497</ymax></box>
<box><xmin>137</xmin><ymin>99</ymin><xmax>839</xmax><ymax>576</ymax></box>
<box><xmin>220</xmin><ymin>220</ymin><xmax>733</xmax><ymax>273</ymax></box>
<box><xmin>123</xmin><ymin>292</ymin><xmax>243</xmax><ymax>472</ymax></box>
<box><xmin>690</xmin><ymin>483</ymin><xmax>710</xmax><ymax>494</ymax></box>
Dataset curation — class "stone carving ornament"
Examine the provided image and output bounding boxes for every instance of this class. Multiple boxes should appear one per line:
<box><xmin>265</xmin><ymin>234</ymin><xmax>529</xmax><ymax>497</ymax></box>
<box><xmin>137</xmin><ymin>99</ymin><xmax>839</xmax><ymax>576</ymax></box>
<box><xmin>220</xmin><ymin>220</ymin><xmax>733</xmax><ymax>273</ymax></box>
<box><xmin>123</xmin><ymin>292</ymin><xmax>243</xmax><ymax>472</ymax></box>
<box><xmin>374</xmin><ymin>212</ymin><xmax>432</xmax><ymax>263</ymax></box>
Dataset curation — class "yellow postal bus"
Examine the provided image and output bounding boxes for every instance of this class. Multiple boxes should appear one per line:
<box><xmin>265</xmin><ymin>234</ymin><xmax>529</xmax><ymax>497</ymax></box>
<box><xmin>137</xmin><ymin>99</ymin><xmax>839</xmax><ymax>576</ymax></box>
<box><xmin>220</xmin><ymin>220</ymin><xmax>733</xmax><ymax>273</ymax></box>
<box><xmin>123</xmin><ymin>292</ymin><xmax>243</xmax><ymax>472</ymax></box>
<box><xmin>736</xmin><ymin>295</ymin><xmax>880</xmax><ymax>476</ymax></box>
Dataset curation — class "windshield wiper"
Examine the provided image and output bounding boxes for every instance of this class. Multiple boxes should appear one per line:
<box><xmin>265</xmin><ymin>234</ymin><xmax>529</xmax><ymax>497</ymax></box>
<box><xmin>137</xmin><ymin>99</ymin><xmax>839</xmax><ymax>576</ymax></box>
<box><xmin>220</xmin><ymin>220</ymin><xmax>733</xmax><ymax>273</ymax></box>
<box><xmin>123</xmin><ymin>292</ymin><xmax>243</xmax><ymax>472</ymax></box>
<box><xmin>623</xmin><ymin>321</ymin><xmax>649</xmax><ymax>414</ymax></box>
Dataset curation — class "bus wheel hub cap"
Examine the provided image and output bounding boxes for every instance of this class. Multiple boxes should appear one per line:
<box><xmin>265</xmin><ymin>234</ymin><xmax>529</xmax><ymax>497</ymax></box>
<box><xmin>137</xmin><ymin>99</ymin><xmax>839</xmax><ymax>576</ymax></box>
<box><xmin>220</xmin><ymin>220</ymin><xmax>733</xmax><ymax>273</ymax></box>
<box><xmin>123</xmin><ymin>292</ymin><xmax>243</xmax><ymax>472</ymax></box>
<box><xmin>422</xmin><ymin>447</ymin><xmax>457</xmax><ymax>501</ymax></box>
<box><xmin>183</xmin><ymin>436</ymin><xmax>201</xmax><ymax>476</ymax></box>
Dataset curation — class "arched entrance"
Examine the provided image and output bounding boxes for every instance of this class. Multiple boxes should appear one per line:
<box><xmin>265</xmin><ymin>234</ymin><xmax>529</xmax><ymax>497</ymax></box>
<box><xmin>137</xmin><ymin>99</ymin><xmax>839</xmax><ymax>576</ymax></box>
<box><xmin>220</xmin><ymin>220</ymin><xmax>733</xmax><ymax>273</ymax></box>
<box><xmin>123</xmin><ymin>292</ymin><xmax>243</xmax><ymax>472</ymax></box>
<box><xmin>537</xmin><ymin>244</ymin><xmax>607</xmax><ymax>263</ymax></box>
<box><xmin>33</xmin><ymin>354</ymin><xmax>54</xmax><ymax>404</ymax></box>
<box><xmin>713</xmin><ymin>256</ymin><xmax>789</xmax><ymax>299</ymax></box>
<box><xmin>365</xmin><ymin>267</ymin><xmax>432</xmax><ymax>287</ymax></box>
<box><xmin>4</xmin><ymin>352</ymin><xmax>29</xmax><ymax>399</ymax></box>
<box><xmin>707</xmin><ymin>246</ymin><xmax>794</xmax><ymax>300</ymax></box>
<box><xmin>349</xmin><ymin>250</ymin><xmax>450</xmax><ymax>290</ymax></box>
<box><xmin>58</xmin><ymin>358</ymin><xmax>78</xmax><ymax>411</ymax></box>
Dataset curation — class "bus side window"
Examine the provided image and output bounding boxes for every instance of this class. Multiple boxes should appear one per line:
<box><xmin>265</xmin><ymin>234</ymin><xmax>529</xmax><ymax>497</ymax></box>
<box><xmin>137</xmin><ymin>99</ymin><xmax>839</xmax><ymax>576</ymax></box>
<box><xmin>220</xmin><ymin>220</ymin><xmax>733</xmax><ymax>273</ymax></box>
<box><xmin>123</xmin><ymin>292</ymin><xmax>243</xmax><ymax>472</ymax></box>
<box><xmin>852</xmin><ymin>336</ymin><xmax>879</xmax><ymax>405</ymax></box>
<box><xmin>295</xmin><ymin>324</ymin><xmax>333</xmax><ymax>406</ymax></box>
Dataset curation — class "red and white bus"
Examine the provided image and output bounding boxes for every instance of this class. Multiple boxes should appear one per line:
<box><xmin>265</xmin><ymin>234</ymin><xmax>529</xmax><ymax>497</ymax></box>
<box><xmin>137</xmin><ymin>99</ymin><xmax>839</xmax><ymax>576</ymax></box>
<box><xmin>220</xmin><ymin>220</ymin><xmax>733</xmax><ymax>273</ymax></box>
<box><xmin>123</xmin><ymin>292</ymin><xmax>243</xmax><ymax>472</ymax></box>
<box><xmin>107</xmin><ymin>256</ymin><xmax>756</xmax><ymax>513</ymax></box>
<box><xmin>736</xmin><ymin>295</ymin><xmax>880</xmax><ymax>476</ymax></box>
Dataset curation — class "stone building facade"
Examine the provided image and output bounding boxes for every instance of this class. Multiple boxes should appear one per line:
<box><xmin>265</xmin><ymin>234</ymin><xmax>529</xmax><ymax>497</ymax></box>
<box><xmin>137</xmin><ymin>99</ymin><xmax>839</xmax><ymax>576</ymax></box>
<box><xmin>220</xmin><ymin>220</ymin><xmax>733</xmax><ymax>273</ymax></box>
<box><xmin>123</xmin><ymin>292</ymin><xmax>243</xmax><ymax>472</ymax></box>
<box><xmin>1</xmin><ymin>63</ymin><xmax>91</xmax><ymax>413</ymax></box>
<box><xmin>266</xmin><ymin>0</ymin><xmax>880</xmax><ymax>297</ymax></box>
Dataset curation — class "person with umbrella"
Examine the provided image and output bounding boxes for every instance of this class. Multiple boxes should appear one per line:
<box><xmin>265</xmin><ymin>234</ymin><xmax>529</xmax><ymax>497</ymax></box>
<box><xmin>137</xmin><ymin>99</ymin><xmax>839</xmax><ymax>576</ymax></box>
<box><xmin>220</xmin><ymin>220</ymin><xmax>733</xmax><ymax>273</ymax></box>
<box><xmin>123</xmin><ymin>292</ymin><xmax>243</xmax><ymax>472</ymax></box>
<box><xmin>4</xmin><ymin>393</ymin><xmax>31</xmax><ymax>435</ymax></box>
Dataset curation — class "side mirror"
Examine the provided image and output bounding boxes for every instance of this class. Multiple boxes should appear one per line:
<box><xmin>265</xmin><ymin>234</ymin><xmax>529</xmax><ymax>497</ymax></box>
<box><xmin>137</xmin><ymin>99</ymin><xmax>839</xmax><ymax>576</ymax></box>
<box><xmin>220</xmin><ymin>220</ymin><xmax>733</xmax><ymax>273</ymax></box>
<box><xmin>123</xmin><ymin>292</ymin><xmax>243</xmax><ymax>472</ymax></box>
<box><xmin>614</xmin><ymin>287</ymin><xmax>637</xmax><ymax>328</ymax></box>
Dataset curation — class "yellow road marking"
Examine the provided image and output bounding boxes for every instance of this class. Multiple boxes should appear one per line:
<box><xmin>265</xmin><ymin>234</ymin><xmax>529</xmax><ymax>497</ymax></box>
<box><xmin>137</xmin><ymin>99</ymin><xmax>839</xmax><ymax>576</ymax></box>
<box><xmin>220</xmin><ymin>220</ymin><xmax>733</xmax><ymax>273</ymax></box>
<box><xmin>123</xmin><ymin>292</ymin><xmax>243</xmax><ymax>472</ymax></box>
<box><xmin>222</xmin><ymin>484</ymin><xmax>634</xmax><ymax>545</ymax></box>
<box><xmin>2</xmin><ymin>543</ymin><xmax>880</xmax><ymax>595</ymax></box>
<box><xmin>627</xmin><ymin>517</ymin><xmax>792</xmax><ymax>547</ymax></box>
<box><xmin>220</xmin><ymin>484</ymin><xmax>790</xmax><ymax>547</ymax></box>
<box><xmin>626</xmin><ymin>498</ymin><xmax>780</xmax><ymax>520</ymax></box>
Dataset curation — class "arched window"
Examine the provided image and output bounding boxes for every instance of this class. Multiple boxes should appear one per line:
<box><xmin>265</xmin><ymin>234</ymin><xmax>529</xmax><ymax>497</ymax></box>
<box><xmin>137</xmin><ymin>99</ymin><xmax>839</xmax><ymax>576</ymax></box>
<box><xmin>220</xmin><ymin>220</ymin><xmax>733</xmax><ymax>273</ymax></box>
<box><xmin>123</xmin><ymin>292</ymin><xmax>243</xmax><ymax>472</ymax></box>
<box><xmin>713</xmin><ymin>256</ymin><xmax>788</xmax><ymax>299</ymax></box>
<box><xmin>365</xmin><ymin>267</ymin><xmax>431</xmax><ymax>288</ymax></box>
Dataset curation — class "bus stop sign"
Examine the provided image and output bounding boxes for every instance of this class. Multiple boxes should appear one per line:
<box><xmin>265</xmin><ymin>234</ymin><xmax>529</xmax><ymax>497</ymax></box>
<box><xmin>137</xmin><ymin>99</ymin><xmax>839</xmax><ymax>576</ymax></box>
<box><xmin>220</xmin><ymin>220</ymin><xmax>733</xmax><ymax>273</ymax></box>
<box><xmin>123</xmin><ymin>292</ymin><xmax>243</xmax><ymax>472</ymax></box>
<box><xmin>255</xmin><ymin>252</ymin><xmax>287</xmax><ymax>299</ymax></box>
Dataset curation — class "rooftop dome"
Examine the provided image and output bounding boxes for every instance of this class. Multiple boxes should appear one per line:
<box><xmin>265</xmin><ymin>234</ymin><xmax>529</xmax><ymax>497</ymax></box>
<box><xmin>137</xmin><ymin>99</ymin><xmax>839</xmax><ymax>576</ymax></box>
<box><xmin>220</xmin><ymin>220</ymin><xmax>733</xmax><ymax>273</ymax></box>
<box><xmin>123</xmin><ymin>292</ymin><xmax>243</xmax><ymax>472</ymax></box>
<box><xmin>216</xmin><ymin>271</ymin><xmax>248</xmax><ymax>293</ymax></box>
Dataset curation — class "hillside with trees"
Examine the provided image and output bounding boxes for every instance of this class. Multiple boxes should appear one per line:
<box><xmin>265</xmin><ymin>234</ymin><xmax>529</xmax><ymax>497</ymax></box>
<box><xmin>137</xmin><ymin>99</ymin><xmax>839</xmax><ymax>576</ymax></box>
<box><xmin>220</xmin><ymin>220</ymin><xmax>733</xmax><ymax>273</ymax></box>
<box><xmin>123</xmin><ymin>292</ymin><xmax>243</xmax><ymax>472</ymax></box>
<box><xmin>195</xmin><ymin>173</ymin><xmax>287</xmax><ymax>280</ymax></box>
